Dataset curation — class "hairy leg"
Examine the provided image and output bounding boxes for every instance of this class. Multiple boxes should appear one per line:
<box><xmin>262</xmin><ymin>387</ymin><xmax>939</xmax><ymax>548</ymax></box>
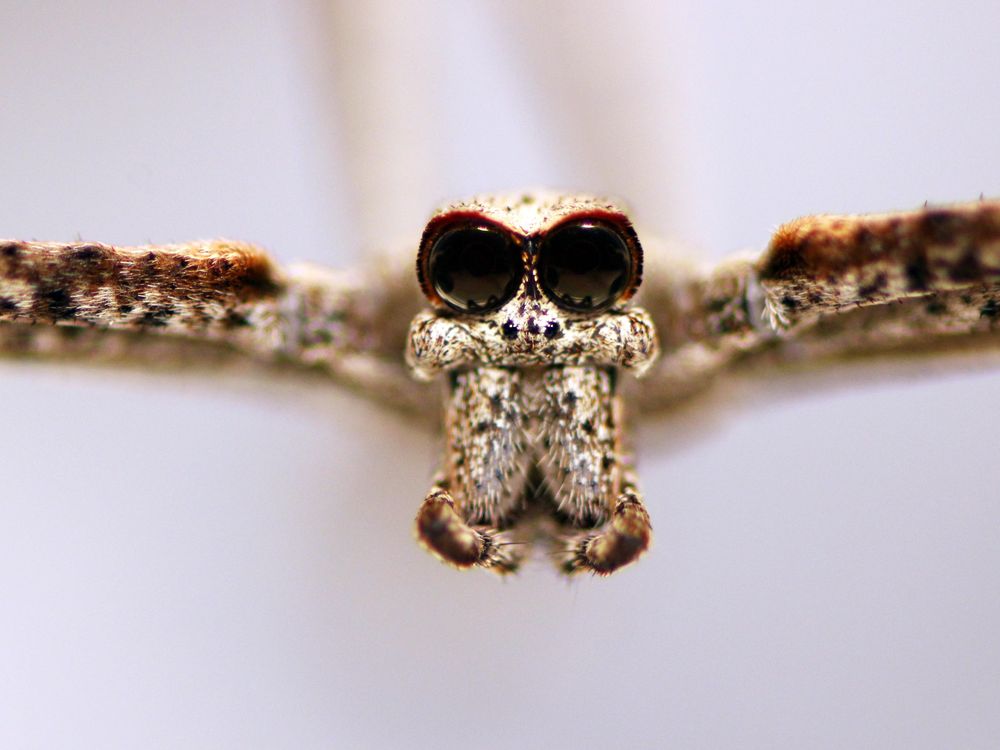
<box><xmin>414</xmin><ymin>482</ymin><xmax>524</xmax><ymax>573</ymax></box>
<box><xmin>414</xmin><ymin>367</ymin><xmax>530</xmax><ymax>572</ymax></box>
<box><xmin>0</xmin><ymin>239</ymin><xmax>433</xmax><ymax>416</ymax></box>
<box><xmin>558</xmin><ymin>465</ymin><xmax>652</xmax><ymax>576</ymax></box>
<box><xmin>444</xmin><ymin>367</ymin><xmax>528</xmax><ymax>525</ymax></box>
<box><xmin>634</xmin><ymin>198</ymin><xmax>1000</xmax><ymax>414</ymax></box>
<box><xmin>539</xmin><ymin>365</ymin><xmax>652</xmax><ymax>574</ymax></box>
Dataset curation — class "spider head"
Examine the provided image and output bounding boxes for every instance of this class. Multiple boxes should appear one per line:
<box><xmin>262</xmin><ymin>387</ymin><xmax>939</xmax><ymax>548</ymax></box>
<box><xmin>414</xmin><ymin>192</ymin><xmax>645</xmax><ymax>364</ymax></box>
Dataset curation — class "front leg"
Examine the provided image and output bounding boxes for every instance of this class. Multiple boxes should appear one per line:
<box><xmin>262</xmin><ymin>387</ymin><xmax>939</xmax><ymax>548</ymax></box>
<box><xmin>0</xmin><ymin>239</ymin><xmax>435</xmax><ymax>416</ymax></box>
<box><xmin>561</xmin><ymin>476</ymin><xmax>652</xmax><ymax>576</ymax></box>
<box><xmin>540</xmin><ymin>365</ymin><xmax>652</xmax><ymax>575</ymax></box>
<box><xmin>414</xmin><ymin>367</ymin><xmax>531</xmax><ymax>573</ymax></box>
<box><xmin>415</xmin><ymin>484</ymin><xmax>523</xmax><ymax>573</ymax></box>
<box><xmin>632</xmin><ymin>198</ymin><xmax>1000</xmax><ymax>415</ymax></box>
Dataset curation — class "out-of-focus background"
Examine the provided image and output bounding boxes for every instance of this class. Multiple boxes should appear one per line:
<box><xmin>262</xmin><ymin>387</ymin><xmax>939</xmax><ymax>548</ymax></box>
<box><xmin>2</xmin><ymin>2</ymin><xmax>999</xmax><ymax>747</ymax></box>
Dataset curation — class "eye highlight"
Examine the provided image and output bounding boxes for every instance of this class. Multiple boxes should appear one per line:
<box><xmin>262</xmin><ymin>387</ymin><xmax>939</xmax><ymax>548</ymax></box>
<box><xmin>537</xmin><ymin>220</ymin><xmax>634</xmax><ymax>312</ymax></box>
<box><xmin>426</xmin><ymin>224</ymin><xmax>522</xmax><ymax>313</ymax></box>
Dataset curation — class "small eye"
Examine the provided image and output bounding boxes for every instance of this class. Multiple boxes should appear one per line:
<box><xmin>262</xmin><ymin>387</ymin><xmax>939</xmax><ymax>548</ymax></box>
<box><xmin>537</xmin><ymin>221</ymin><xmax>633</xmax><ymax>312</ymax></box>
<box><xmin>427</xmin><ymin>224</ymin><xmax>522</xmax><ymax>313</ymax></box>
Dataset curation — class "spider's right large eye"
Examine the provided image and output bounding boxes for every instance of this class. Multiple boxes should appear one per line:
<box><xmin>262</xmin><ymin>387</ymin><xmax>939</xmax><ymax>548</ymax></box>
<box><xmin>426</xmin><ymin>225</ymin><xmax>522</xmax><ymax>313</ymax></box>
<box><xmin>537</xmin><ymin>219</ymin><xmax>635</xmax><ymax>312</ymax></box>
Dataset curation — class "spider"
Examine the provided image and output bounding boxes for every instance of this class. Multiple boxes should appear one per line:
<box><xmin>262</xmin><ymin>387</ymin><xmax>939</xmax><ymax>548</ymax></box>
<box><xmin>1</xmin><ymin>191</ymin><xmax>998</xmax><ymax>576</ymax></box>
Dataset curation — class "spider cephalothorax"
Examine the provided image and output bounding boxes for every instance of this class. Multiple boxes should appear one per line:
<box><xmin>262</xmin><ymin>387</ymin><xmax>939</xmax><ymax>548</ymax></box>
<box><xmin>406</xmin><ymin>192</ymin><xmax>659</xmax><ymax>575</ymax></box>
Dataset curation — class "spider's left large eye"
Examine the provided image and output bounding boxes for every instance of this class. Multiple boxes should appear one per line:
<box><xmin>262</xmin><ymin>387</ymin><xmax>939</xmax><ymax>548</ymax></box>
<box><xmin>537</xmin><ymin>220</ymin><xmax>634</xmax><ymax>312</ymax></box>
<box><xmin>426</xmin><ymin>224</ymin><xmax>522</xmax><ymax>313</ymax></box>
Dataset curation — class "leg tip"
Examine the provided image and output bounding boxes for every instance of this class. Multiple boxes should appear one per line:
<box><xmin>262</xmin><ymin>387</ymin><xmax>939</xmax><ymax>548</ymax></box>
<box><xmin>415</xmin><ymin>491</ymin><xmax>524</xmax><ymax>574</ymax></box>
<box><xmin>560</xmin><ymin>496</ymin><xmax>652</xmax><ymax>576</ymax></box>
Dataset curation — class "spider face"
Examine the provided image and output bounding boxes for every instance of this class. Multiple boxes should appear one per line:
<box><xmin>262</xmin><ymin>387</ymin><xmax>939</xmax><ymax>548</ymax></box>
<box><xmin>411</xmin><ymin>193</ymin><xmax>651</xmax><ymax>371</ymax></box>
<box><xmin>406</xmin><ymin>192</ymin><xmax>659</xmax><ymax>576</ymax></box>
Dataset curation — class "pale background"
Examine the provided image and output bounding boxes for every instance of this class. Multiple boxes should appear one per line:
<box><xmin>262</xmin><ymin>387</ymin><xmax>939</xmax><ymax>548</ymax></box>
<box><xmin>1</xmin><ymin>1</ymin><xmax>999</xmax><ymax>747</ymax></box>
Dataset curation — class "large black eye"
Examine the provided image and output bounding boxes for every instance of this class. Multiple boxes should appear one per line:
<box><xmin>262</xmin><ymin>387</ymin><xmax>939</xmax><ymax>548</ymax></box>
<box><xmin>427</xmin><ymin>224</ymin><xmax>522</xmax><ymax>313</ymax></box>
<box><xmin>537</xmin><ymin>221</ymin><xmax>633</xmax><ymax>311</ymax></box>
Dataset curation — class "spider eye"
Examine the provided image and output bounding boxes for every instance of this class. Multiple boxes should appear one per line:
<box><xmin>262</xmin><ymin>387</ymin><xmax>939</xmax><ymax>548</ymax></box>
<box><xmin>427</xmin><ymin>224</ymin><xmax>522</xmax><ymax>313</ymax></box>
<box><xmin>537</xmin><ymin>220</ymin><xmax>633</xmax><ymax>312</ymax></box>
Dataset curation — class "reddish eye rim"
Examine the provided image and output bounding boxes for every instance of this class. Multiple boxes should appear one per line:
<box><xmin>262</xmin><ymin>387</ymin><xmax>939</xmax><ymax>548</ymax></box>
<box><xmin>535</xmin><ymin>211</ymin><xmax>644</xmax><ymax>311</ymax></box>
<box><xmin>416</xmin><ymin>212</ymin><xmax>525</xmax><ymax>311</ymax></box>
<box><xmin>416</xmin><ymin>208</ymin><xmax>643</xmax><ymax>311</ymax></box>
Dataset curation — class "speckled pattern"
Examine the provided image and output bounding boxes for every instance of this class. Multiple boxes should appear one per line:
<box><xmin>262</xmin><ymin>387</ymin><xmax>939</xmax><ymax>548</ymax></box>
<box><xmin>0</xmin><ymin>240</ymin><xmax>434</xmax><ymax>415</ymax></box>
<box><xmin>3</xmin><ymin>194</ymin><xmax>1000</xmax><ymax>576</ymax></box>
<box><xmin>628</xmin><ymin>198</ymin><xmax>1000</xmax><ymax>413</ymax></box>
<box><xmin>405</xmin><ymin>304</ymin><xmax>656</xmax><ymax>375</ymax></box>
<box><xmin>418</xmin><ymin>365</ymin><xmax>643</xmax><ymax>575</ymax></box>
<box><xmin>6</xmin><ymin>197</ymin><xmax>1000</xmax><ymax>422</ymax></box>
<box><xmin>0</xmin><ymin>239</ymin><xmax>277</xmax><ymax>328</ymax></box>
<box><xmin>759</xmin><ymin>200</ymin><xmax>1000</xmax><ymax>327</ymax></box>
<box><xmin>411</xmin><ymin>192</ymin><xmax>657</xmax><ymax>575</ymax></box>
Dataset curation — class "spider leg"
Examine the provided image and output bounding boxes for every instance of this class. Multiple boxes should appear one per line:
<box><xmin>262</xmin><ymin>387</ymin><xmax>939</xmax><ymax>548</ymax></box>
<box><xmin>415</xmin><ymin>367</ymin><xmax>531</xmax><ymax>574</ymax></box>
<box><xmin>557</xmin><ymin>465</ymin><xmax>652</xmax><ymax>576</ymax></box>
<box><xmin>633</xmin><ymin>198</ymin><xmax>1000</xmax><ymax>414</ymax></box>
<box><xmin>758</xmin><ymin>198</ymin><xmax>1000</xmax><ymax>328</ymax></box>
<box><xmin>415</xmin><ymin>484</ymin><xmax>523</xmax><ymax>573</ymax></box>
<box><xmin>538</xmin><ymin>365</ymin><xmax>651</xmax><ymax>575</ymax></box>
<box><xmin>0</xmin><ymin>239</ymin><xmax>433</xmax><ymax>417</ymax></box>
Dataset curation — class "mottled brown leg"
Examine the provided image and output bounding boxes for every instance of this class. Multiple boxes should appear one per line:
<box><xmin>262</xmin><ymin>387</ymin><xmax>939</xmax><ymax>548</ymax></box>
<box><xmin>414</xmin><ymin>486</ymin><xmax>523</xmax><ymax>574</ymax></box>
<box><xmin>558</xmin><ymin>471</ymin><xmax>652</xmax><ymax>576</ymax></box>
<box><xmin>537</xmin><ymin>366</ymin><xmax>652</xmax><ymax>574</ymax></box>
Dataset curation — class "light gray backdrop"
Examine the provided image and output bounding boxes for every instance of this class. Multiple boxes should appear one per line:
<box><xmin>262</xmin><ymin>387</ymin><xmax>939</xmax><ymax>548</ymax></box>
<box><xmin>1</xmin><ymin>1</ymin><xmax>999</xmax><ymax>747</ymax></box>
